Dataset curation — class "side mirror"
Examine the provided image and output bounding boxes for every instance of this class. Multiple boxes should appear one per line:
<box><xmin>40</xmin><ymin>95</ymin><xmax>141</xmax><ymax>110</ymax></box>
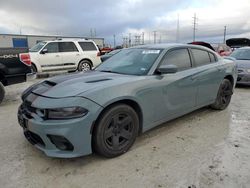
<box><xmin>157</xmin><ymin>64</ymin><xmax>178</xmax><ymax>74</ymax></box>
<box><xmin>41</xmin><ymin>48</ymin><xmax>48</xmax><ymax>54</ymax></box>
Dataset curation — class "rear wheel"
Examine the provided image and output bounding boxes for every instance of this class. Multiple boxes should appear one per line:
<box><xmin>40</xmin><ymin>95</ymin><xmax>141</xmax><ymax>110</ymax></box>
<box><xmin>93</xmin><ymin>104</ymin><xmax>139</xmax><ymax>158</ymax></box>
<box><xmin>78</xmin><ymin>60</ymin><xmax>92</xmax><ymax>72</ymax></box>
<box><xmin>31</xmin><ymin>64</ymin><xmax>37</xmax><ymax>73</ymax></box>
<box><xmin>0</xmin><ymin>82</ymin><xmax>5</xmax><ymax>104</ymax></box>
<box><xmin>210</xmin><ymin>79</ymin><xmax>233</xmax><ymax>110</ymax></box>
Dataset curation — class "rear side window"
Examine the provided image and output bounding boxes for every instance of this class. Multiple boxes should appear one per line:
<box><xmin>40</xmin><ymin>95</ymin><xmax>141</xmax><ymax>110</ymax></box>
<box><xmin>209</xmin><ymin>52</ymin><xmax>216</xmax><ymax>62</ymax></box>
<box><xmin>59</xmin><ymin>42</ymin><xmax>78</xmax><ymax>52</ymax></box>
<box><xmin>162</xmin><ymin>48</ymin><xmax>191</xmax><ymax>71</ymax></box>
<box><xmin>44</xmin><ymin>42</ymin><xmax>59</xmax><ymax>53</ymax></box>
<box><xmin>78</xmin><ymin>42</ymin><xmax>97</xmax><ymax>51</ymax></box>
<box><xmin>192</xmin><ymin>49</ymin><xmax>211</xmax><ymax>66</ymax></box>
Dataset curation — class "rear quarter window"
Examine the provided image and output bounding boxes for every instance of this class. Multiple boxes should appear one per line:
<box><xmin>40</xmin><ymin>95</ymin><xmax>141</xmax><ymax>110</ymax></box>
<box><xmin>191</xmin><ymin>49</ymin><xmax>211</xmax><ymax>66</ymax></box>
<box><xmin>78</xmin><ymin>42</ymin><xmax>97</xmax><ymax>51</ymax></box>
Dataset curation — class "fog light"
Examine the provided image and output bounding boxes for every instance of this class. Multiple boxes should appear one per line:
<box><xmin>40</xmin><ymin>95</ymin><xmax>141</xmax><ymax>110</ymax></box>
<box><xmin>47</xmin><ymin>135</ymin><xmax>74</xmax><ymax>151</ymax></box>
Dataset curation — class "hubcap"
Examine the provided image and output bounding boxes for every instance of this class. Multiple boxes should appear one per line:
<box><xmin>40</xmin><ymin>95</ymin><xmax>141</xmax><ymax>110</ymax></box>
<box><xmin>104</xmin><ymin>113</ymin><xmax>133</xmax><ymax>150</ymax></box>
<box><xmin>80</xmin><ymin>63</ymin><xmax>90</xmax><ymax>72</ymax></box>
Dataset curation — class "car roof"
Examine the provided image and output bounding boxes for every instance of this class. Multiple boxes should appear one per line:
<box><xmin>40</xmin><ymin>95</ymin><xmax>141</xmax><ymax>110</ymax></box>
<box><xmin>130</xmin><ymin>43</ymin><xmax>215</xmax><ymax>52</ymax></box>
<box><xmin>43</xmin><ymin>38</ymin><xmax>95</xmax><ymax>43</ymax></box>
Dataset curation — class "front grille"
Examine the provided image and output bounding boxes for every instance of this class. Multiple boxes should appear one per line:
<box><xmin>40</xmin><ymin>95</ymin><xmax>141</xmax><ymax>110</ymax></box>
<box><xmin>24</xmin><ymin>131</ymin><xmax>45</xmax><ymax>147</ymax></box>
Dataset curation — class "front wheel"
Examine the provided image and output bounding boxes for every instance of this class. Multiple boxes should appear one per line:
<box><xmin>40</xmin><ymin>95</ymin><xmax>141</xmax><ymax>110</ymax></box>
<box><xmin>0</xmin><ymin>82</ymin><xmax>5</xmax><ymax>104</ymax></box>
<box><xmin>210</xmin><ymin>79</ymin><xmax>233</xmax><ymax>110</ymax></box>
<box><xmin>78</xmin><ymin>60</ymin><xmax>92</xmax><ymax>72</ymax></box>
<box><xmin>93</xmin><ymin>104</ymin><xmax>139</xmax><ymax>158</ymax></box>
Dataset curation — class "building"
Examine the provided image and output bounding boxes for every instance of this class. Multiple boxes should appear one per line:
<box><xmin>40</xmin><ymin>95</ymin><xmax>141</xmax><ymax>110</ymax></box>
<box><xmin>0</xmin><ymin>34</ymin><xmax>104</xmax><ymax>48</ymax></box>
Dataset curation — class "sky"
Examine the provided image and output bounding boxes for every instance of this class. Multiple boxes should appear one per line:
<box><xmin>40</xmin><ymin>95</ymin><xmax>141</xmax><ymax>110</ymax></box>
<box><xmin>0</xmin><ymin>0</ymin><xmax>250</xmax><ymax>46</ymax></box>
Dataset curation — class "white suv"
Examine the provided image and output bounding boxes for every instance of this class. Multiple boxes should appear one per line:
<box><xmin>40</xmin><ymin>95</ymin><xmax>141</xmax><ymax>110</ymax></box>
<box><xmin>29</xmin><ymin>39</ymin><xmax>101</xmax><ymax>73</ymax></box>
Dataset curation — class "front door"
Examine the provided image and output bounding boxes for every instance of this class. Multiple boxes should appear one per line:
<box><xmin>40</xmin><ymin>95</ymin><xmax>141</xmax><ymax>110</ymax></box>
<box><xmin>39</xmin><ymin>42</ymin><xmax>62</xmax><ymax>72</ymax></box>
<box><xmin>159</xmin><ymin>48</ymin><xmax>197</xmax><ymax>117</ymax></box>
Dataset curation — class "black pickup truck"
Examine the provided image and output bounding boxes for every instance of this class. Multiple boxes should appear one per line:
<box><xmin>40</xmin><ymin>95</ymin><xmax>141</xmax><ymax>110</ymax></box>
<box><xmin>0</xmin><ymin>48</ymin><xmax>32</xmax><ymax>104</ymax></box>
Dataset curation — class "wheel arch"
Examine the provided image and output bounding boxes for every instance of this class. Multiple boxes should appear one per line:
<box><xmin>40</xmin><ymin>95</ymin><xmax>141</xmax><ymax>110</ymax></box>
<box><xmin>224</xmin><ymin>75</ymin><xmax>234</xmax><ymax>86</ymax></box>
<box><xmin>79</xmin><ymin>58</ymin><xmax>93</xmax><ymax>67</ymax></box>
<box><xmin>0</xmin><ymin>71</ymin><xmax>7</xmax><ymax>86</ymax></box>
<box><xmin>91</xmin><ymin>99</ymin><xmax>143</xmax><ymax>136</ymax></box>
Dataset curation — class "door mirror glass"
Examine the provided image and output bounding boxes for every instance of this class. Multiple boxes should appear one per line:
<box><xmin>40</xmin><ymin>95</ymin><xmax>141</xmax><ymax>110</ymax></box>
<box><xmin>41</xmin><ymin>48</ymin><xmax>48</xmax><ymax>54</ymax></box>
<box><xmin>157</xmin><ymin>64</ymin><xmax>178</xmax><ymax>74</ymax></box>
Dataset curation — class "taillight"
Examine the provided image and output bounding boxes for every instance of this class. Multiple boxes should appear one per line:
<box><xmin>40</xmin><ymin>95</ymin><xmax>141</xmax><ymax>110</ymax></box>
<box><xmin>19</xmin><ymin>53</ymin><xmax>31</xmax><ymax>66</ymax></box>
<box><xmin>97</xmin><ymin>51</ymin><xmax>101</xmax><ymax>56</ymax></box>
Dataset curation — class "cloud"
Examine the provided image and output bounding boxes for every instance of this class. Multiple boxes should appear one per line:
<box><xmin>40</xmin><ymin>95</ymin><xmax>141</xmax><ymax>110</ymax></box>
<box><xmin>0</xmin><ymin>0</ymin><xmax>249</xmax><ymax>46</ymax></box>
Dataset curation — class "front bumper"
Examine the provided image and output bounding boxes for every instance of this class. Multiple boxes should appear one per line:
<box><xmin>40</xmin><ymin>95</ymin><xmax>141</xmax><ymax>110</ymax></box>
<box><xmin>237</xmin><ymin>73</ymin><xmax>250</xmax><ymax>85</ymax></box>
<box><xmin>18</xmin><ymin>95</ymin><xmax>102</xmax><ymax>158</ymax></box>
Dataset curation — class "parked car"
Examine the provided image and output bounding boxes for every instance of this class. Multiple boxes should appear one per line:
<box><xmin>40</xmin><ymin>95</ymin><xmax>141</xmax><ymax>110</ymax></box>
<box><xmin>211</xmin><ymin>43</ymin><xmax>232</xmax><ymax>56</ymax></box>
<box><xmin>100</xmin><ymin>49</ymin><xmax>121</xmax><ymax>62</ymax></box>
<box><xmin>29</xmin><ymin>39</ymin><xmax>101</xmax><ymax>73</ymax></box>
<box><xmin>18</xmin><ymin>44</ymin><xmax>237</xmax><ymax>158</ymax></box>
<box><xmin>229</xmin><ymin>47</ymin><xmax>250</xmax><ymax>85</ymax></box>
<box><xmin>226</xmin><ymin>38</ymin><xmax>250</xmax><ymax>49</ymax></box>
<box><xmin>100</xmin><ymin>47</ymin><xmax>113</xmax><ymax>55</ymax></box>
<box><xmin>0</xmin><ymin>48</ymin><xmax>33</xmax><ymax>104</ymax></box>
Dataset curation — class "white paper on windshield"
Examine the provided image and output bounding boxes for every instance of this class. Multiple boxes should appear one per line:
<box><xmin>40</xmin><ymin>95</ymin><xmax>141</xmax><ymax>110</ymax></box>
<box><xmin>142</xmin><ymin>50</ymin><xmax>160</xmax><ymax>54</ymax></box>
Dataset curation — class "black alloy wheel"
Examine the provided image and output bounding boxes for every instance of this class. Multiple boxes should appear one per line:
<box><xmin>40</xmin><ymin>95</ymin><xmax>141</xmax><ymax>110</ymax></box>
<box><xmin>93</xmin><ymin>104</ymin><xmax>139</xmax><ymax>158</ymax></box>
<box><xmin>211</xmin><ymin>79</ymin><xmax>233</xmax><ymax>110</ymax></box>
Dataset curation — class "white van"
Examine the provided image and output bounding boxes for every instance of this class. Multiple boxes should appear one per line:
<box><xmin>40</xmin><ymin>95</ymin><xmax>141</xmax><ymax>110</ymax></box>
<box><xmin>29</xmin><ymin>39</ymin><xmax>101</xmax><ymax>73</ymax></box>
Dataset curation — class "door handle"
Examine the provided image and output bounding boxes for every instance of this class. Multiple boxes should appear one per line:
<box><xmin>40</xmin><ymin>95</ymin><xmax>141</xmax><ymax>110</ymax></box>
<box><xmin>55</xmin><ymin>55</ymin><xmax>60</xmax><ymax>57</ymax></box>
<box><xmin>76</xmin><ymin>54</ymin><xmax>80</xmax><ymax>56</ymax></box>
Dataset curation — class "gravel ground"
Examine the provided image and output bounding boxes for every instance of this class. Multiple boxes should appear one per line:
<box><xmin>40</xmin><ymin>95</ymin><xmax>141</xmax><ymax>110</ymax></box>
<box><xmin>0</xmin><ymin>79</ymin><xmax>250</xmax><ymax>188</ymax></box>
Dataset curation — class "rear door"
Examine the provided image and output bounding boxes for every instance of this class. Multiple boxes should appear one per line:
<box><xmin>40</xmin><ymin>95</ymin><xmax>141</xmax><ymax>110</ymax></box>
<box><xmin>59</xmin><ymin>42</ymin><xmax>80</xmax><ymax>71</ymax></box>
<box><xmin>78</xmin><ymin>42</ymin><xmax>100</xmax><ymax>67</ymax></box>
<box><xmin>190</xmin><ymin>48</ymin><xmax>223</xmax><ymax>106</ymax></box>
<box><xmin>38</xmin><ymin>42</ymin><xmax>62</xmax><ymax>71</ymax></box>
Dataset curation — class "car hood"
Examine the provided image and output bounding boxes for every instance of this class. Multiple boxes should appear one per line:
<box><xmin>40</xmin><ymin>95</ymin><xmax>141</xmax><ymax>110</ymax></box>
<box><xmin>31</xmin><ymin>71</ymin><xmax>143</xmax><ymax>98</ymax></box>
<box><xmin>236</xmin><ymin>60</ymin><xmax>250</xmax><ymax>69</ymax></box>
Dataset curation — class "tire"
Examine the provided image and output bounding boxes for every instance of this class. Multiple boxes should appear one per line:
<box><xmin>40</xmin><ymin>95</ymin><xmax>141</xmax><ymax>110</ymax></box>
<box><xmin>31</xmin><ymin>64</ymin><xmax>37</xmax><ymax>73</ymax></box>
<box><xmin>0</xmin><ymin>82</ymin><xmax>5</xmax><ymax>105</ymax></box>
<box><xmin>78</xmin><ymin>60</ymin><xmax>92</xmax><ymax>72</ymax></box>
<box><xmin>210</xmin><ymin>79</ymin><xmax>233</xmax><ymax>110</ymax></box>
<box><xmin>93</xmin><ymin>104</ymin><xmax>139</xmax><ymax>158</ymax></box>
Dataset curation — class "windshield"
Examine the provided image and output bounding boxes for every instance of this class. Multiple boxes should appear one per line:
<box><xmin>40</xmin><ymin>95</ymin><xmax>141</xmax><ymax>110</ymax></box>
<box><xmin>230</xmin><ymin>49</ymin><xmax>250</xmax><ymax>60</ymax></box>
<box><xmin>29</xmin><ymin>42</ymin><xmax>47</xmax><ymax>52</ymax></box>
<box><xmin>96</xmin><ymin>48</ymin><xmax>162</xmax><ymax>75</ymax></box>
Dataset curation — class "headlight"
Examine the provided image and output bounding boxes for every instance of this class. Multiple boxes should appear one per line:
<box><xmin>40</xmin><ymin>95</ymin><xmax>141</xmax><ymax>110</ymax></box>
<box><xmin>47</xmin><ymin>107</ymin><xmax>88</xmax><ymax>119</ymax></box>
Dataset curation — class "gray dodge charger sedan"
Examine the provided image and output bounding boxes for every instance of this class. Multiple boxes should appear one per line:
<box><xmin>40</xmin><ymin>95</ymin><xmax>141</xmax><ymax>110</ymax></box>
<box><xmin>18</xmin><ymin>44</ymin><xmax>237</xmax><ymax>158</ymax></box>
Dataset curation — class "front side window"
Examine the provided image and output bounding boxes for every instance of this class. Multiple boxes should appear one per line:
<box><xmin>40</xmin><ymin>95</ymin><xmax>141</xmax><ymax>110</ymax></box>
<box><xmin>44</xmin><ymin>42</ymin><xmax>59</xmax><ymax>53</ymax></box>
<box><xmin>161</xmin><ymin>48</ymin><xmax>191</xmax><ymax>71</ymax></box>
<box><xmin>209</xmin><ymin>52</ymin><xmax>216</xmax><ymax>62</ymax></box>
<box><xmin>78</xmin><ymin>42</ymin><xmax>97</xmax><ymax>51</ymax></box>
<box><xmin>192</xmin><ymin>49</ymin><xmax>211</xmax><ymax>66</ymax></box>
<box><xmin>96</xmin><ymin>48</ymin><xmax>162</xmax><ymax>75</ymax></box>
<box><xmin>59</xmin><ymin>42</ymin><xmax>78</xmax><ymax>52</ymax></box>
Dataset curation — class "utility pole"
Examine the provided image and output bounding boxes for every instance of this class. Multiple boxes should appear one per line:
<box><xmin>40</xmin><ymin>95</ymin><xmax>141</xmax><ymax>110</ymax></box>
<box><xmin>94</xmin><ymin>28</ymin><xmax>96</xmax><ymax>37</ymax></box>
<box><xmin>192</xmin><ymin>13</ymin><xmax>198</xmax><ymax>42</ymax></box>
<box><xmin>113</xmin><ymin>34</ymin><xmax>116</xmax><ymax>48</ymax></box>
<box><xmin>223</xmin><ymin>26</ymin><xmax>227</xmax><ymax>43</ymax></box>
<box><xmin>129</xmin><ymin>33</ymin><xmax>131</xmax><ymax>47</ymax></box>
<box><xmin>90</xmin><ymin>28</ymin><xmax>93</xmax><ymax>37</ymax></box>
<box><xmin>142</xmin><ymin>32</ymin><xmax>144</xmax><ymax>45</ymax></box>
<box><xmin>176</xmin><ymin>14</ymin><xmax>180</xmax><ymax>43</ymax></box>
<box><xmin>153</xmin><ymin>31</ymin><xmax>157</xmax><ymax>44</ymax></box>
